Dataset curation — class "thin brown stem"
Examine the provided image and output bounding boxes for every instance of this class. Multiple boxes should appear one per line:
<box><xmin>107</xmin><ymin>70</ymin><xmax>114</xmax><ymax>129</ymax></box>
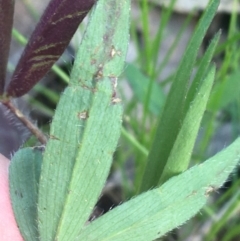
<box><xmin>3</xmin><ymin>100</ymin><xmax>47</xmax><ymax>145</ymax></box>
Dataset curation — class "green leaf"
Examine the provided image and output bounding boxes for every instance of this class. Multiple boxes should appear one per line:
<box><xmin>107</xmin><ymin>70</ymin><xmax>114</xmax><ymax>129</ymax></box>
<box><xmin>207</xmin><ymin>69</ymin><xmax>240</xmax><ymax>111</ymax></box>
<box><xmin>37</xmin><ymin>0</ymin><xmax>130</xmax><ymax>240</ymax></box>
<box><xmin>125</xmin><ymin>63</ymin><xmax>166</xmax><ymax>115</ymax></box>
<box><xmin>139</xmin><ymin>0</ymin><xmax>220</xmax><ymax>193</ymax></box>
<box><xmin>55</xmin><ymin>79</ymin><xmax>122</xmax><ymax>241</ymax></box>
<box><xmin>38</xmin><ymin>86</ymin><xmax>92</xmax><ymax>241</ymax></box>
<box><xmin>184</xmin><ymin>31</ymin><xmax>221</xmax><ymax>114</ymax></box>
<box><xmin>9</xmin><ymin>147</ymin><xmax>43</xmax><ymax>241</ymax></box>
<box><xmin>78</xmin><ymin>137</ymin><xmax>240</xmax><ymax>241</ymax></box>
<box><xmin>159</xmin><ymin>66</ymin><xmax>216</xmax><ymax>185</ymax></box>
<box><xmin>70</xmin><ymin>1</ymin><xmax>130</xmax><ymax>84</ymax></box>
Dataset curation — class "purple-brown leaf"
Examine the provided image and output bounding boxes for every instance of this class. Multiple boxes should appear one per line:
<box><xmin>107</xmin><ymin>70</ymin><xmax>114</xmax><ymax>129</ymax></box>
<box><xmin>0</xmin><ymin>0</ymin><xmax>14</xmax><ymax>95</ymax></box>
<box><xmin>6</xmin><ymin>0</ymin><xmax>95</xmax><ymax>97</ymax></box>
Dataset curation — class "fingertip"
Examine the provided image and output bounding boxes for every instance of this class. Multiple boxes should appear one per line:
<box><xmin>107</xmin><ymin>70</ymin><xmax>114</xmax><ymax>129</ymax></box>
<box><xmin>0</xmin><ymin>154</ymin><xmax>23</xmax><ymax>241</ymax></box>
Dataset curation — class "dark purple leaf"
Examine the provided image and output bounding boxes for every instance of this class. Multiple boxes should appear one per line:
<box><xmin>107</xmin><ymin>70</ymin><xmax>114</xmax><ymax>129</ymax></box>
<box><xmin>0</xmin><ymin>0</ymin><xmax>14</xmax><ymax>95</ymax></box>
<box><xmin>6</xmin><ymin>0</ymin><xmax>95</xmax><ymax>97</ymax></box>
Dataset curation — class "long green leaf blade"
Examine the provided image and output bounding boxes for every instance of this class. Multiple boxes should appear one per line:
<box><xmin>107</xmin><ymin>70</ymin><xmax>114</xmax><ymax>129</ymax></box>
<box><xmin>38</xmin><ymin>0</ymin><xmax>130</xmax><ymax>240</ymax></box>
<box><xmin>78</xmin><ymin>137</ymin><xmax>240</xmax><ymax>241</ymax></box>
<box><xmin>184</xmin><ymin>31</ymin><xmax>221</xmax><ymax>114</ymax></box>
<box><xmin>55</xmin><ymin>0</ymin><xmax>130</xmax><ymax>239</ymax></box>
<box><xmin>140</xmin><ymin>0</ymin><xmax>220</xmax><ymax>193</ymax></box>
<box><xmin>38</xmin><ymin>86</ymin><xmax>92</xmax><ymax>241</ymax></box>
<box><xmin>9</xmin><ymin>147</ymin><xmax>42</xmax><ymax>241</ymax></box>
<box><xmin>159</xmin><ymin>66</ymin><xmax>216</xmax><ymax>185</ymax></box>
<box><xmin>56</xmin><ymin>79</ymin><xmax>122</xmax><ymax>241</ymax></box>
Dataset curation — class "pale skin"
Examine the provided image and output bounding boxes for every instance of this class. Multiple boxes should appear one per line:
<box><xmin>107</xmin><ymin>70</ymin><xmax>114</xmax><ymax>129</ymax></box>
<box><xmin>0</xmin><ymin>154</ymin><xmax>23</xmax><ymax>241</ymax></box>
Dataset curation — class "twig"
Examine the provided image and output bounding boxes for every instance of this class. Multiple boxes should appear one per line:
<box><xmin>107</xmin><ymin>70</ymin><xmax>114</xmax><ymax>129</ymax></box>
<box><xmin>2</xmin><ymin>100</ymin><xmax>47</xmax><ymax>145</ymax></box>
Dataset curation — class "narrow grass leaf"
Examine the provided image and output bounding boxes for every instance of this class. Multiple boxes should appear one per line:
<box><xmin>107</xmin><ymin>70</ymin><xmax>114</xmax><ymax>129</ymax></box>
<box><xmin>78</xmin><ymin>137</ymin><xmax>240</xmax><ymax>241</ymax></box>
<box><xmin>159</xmin><ymin>66</ymin><xmax>216</xmax><ymax>185</ymax></box>
<box><xmin>125</xmin><ymin>63</ymin><xmax>165</xmax><ymax>115</ymax></box>
<box><xmin>33</xmin><ymin>84</ymin><xmax>60</xmax><ymax>105</ymax></box>
<box><xmin>214</xmin><ymin>32</ymin><xmax>240</xmax><ymax>55</ymax></box>
<box><xmin>184</xmin><ymin>31</ymin><xmax>220</xmax><ymax>114</ymax></box>
<box><xmin>140</xmin><ymin>0</ymin><xmax>220</xmax><ymax>193</ymax></box>
<box><xmin>9</xmin><ymin>147</ymin><xmax>43</xmax><ymax>241</ymax></box>
<box><xmin>157</xmin><ymin>11</ymin><xmax>194</xmax><ymax>77</ymax></box>
<box><xmin>0</xmin><ymin>0</ymin><xmax>14</xmax><ymax>94</ymax></box>
<box><xmin>151</xmin><ymin>0</ymin><xmax>177</xmax><ymax>69</ymax></box>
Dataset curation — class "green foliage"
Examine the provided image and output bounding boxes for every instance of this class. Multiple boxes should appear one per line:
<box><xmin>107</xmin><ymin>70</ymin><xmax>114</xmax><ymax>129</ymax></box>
<box><xmin>125</xmin><ymin>63</ymin><xmax>166</xmax><ymax>115</ymax></box>
<box><xmin>77</xmin><ymin>137</ymin><xmax>240</xmax><ymax>241</ymax></box>
<box><xmin>37</xmin><ymin>0</ymin><xmax>130</xmax><ymax>240</ymax></box>
<box><xmin>6</xmin><ymin>0</ymin><xmax>240</xmax><ymax>240</ymax></box>
<box><xmin>9</xmin><ymin>148</ymin><xmax>42</xmax><ymax>241</ymax></box>
<box><xmin>208</xmin><ymin>69</ymin><xmax>240</xmax><ymax>111</ymax></box>
<box><xmin>139</xmin><ymin>0</ymin><xmax>220</xmax><ymax>192</ymax></box>
<box><xmin>158</xmin><ymin>65</ymin><xmax>216</xmax><ymax>185</ymax></box>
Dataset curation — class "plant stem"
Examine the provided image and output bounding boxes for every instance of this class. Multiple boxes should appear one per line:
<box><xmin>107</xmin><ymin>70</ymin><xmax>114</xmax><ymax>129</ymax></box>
<box><xmin>2</xmin><ymin>100</ymin><xmax>47</xmax><ymax>145</ymax></box>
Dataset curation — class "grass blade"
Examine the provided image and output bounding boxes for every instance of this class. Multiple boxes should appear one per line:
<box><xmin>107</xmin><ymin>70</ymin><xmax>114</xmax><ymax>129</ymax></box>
<box><xmin>159</xmin><ymin>66</ymin><xmax>216</xmax><ymax>185</ymax></box>
<box><xmin>139</xmin><ymin>0</ymin><xmax>220</xmax><ymax>193</ymax></box>
<box><xmin>184</xmin><ymin>31</ymin><xmax>221</xmax><ymax>113</ymax></box>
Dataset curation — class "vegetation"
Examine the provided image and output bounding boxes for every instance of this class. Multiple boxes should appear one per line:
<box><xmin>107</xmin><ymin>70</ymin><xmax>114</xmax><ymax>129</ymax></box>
<box><xmin>0</xmin><ymin>0</ymin><xmax>239</xmax><ymax>240</ymax></box>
